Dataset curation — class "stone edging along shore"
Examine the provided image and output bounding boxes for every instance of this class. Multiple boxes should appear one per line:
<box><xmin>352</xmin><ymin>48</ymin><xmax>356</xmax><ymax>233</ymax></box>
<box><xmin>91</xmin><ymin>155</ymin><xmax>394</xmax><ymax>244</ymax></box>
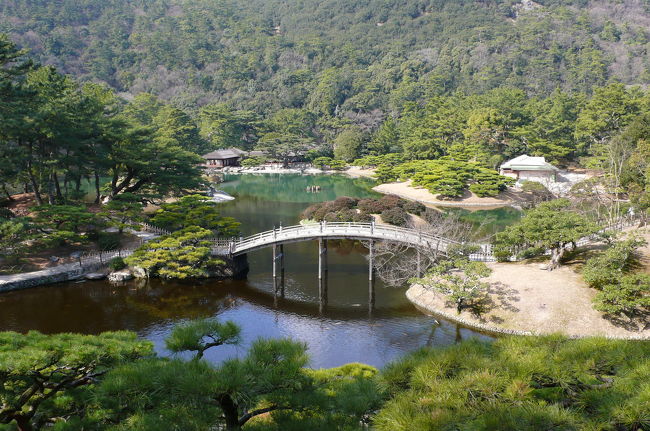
<box><xmin>406</xmin><ymin>284</ymin><xmax>650</xmax><ymax>341</ymax></box>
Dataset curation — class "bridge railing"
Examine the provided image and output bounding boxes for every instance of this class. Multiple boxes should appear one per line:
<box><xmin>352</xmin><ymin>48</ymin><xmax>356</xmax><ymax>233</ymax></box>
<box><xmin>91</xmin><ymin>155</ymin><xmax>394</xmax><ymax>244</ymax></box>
<box><xmin>208</xmin><ymin>222</ymin><xmax>464</xmax><ymax>255</ymax></box>
<box><xmin>208</xmin><ymin>215</ymin><xmax>644</xmax><ymax>260</ymax></box>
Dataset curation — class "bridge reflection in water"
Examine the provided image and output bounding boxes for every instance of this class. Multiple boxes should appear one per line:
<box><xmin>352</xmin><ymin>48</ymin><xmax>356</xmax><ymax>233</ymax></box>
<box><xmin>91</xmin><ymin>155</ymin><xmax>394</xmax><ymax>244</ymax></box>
<box><xmin>209</xmin><ymin>222</ymin><xmax>494</xmax><ymax>311</ymax></box>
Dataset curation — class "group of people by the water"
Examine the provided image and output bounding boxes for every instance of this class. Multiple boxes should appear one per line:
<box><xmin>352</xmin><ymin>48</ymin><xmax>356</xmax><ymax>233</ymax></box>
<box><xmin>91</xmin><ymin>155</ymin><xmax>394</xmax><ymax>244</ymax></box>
<box><xmin>306</xmin><ymin>185</ymin><xmax>321</xmax><ymax>193</ymax></box>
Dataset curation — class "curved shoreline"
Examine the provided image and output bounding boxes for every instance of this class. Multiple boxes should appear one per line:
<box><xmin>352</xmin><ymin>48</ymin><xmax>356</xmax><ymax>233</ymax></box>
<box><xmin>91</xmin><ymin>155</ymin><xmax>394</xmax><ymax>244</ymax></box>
<box><xmin>406</xmin><ymin>284</ymin><xmax>650</xmax><ymax>340</ymax></box>
<box><xmin>372</xmin><ymin>181</ymin><xmax>523</xmax><ymax>208</ymax></box>
<box><xmin>372</xmin><ymin>188</ymin><xmax>515</xmax><ymax>208</ymax></box>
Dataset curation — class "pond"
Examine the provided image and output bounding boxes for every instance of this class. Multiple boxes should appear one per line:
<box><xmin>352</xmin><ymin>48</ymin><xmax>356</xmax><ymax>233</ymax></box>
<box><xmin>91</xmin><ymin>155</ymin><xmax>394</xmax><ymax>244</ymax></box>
<box><xmin>0</xmin><ymin>174</ymin><xmax>518</xmax><ymax>368</ymax></box>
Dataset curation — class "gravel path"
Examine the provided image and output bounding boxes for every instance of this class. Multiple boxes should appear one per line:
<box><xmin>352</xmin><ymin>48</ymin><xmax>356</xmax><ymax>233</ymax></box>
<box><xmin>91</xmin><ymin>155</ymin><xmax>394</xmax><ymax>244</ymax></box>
<box><xmin>408</xmin><ymin>231</ymin><xmax>650</xmax><ymax>339</ymax></box>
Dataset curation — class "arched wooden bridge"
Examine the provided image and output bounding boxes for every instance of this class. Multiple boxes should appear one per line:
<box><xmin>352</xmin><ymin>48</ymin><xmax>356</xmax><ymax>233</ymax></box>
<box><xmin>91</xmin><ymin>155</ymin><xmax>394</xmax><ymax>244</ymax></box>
<box><xmin>208</xmin><ymin>221</ymin><xmax>494</xmax><ymax>310</ymax></box>
<box><xmin>209</xmin><ymin>221</ymin><xmax>493</xmax><ymax>260</ymax></box>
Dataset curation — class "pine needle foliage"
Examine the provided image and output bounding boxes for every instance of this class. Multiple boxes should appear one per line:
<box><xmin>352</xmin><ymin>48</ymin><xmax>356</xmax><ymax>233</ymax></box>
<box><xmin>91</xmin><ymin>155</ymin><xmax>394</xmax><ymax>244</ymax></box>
<box><xmin>125</xmin><ymin>226</ymin><xmax>224</xmax><ymax>279</ymax></box>
<box><xmin>0</xmin><ymin>331</ymin><xmax>152</xmax><ymax>431</ymax></box>
<box><xmin>374</xmin><ymin>336</ymin><xmax>650</xmax><ymax>431</ymax></box>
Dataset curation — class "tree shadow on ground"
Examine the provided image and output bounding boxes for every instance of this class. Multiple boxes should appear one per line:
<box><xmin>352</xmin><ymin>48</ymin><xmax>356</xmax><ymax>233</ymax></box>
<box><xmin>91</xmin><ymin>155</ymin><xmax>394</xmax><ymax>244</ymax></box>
<box><xmin>454</xmin><ymin>282</ymin><xmax>521</xmax><ymax>322</ymax></box>
<box><xmin>602</xmin><ymin>309</ymin><xmax>650</xmax><ymax>332</ymax></box>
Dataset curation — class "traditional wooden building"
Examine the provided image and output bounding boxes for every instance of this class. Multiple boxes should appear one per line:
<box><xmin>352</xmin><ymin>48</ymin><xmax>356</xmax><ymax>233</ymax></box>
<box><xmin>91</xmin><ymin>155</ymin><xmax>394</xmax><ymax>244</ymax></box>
<box><xmin>202</xmin><ymin>148</ymin><xmax>246</xmax><ymax>167</ymax></box>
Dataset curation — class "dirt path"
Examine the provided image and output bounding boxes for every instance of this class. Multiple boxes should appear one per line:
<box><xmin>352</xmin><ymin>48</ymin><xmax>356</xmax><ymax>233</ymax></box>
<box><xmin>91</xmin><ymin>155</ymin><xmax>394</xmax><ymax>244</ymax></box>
<box><xmin>408</xmin><ymin>229</ymin><xmax>650</xmax><ymax>338</ymax></box>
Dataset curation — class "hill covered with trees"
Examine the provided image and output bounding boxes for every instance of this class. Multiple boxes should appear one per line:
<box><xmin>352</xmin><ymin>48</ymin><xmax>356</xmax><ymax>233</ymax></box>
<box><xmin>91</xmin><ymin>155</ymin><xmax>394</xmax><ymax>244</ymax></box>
<box><xmin>2</xmin><ymin>0</ymin><xmax>650</xmax><ymax>113</ymax></box>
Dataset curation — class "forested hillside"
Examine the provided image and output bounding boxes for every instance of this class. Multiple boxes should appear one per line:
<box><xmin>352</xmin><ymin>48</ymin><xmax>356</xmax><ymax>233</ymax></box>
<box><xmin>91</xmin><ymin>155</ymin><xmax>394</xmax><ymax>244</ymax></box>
<box><xmin>2</xmin><ymin>0</ymin><xmax>650</xmax><ymax>113</ymax></box>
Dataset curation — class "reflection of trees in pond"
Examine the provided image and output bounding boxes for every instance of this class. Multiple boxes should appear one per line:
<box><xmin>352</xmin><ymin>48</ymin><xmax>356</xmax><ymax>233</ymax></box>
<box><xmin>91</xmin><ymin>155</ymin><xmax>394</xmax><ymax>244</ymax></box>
<box><xmin>331</xmin><ymin>239</ymin><xmax>366</xmax><ymax>256</ymax></box>
<box><xmin>123</xmin><ymin>279</ymin><xmax>236</xmax><ymax>321</ymax></box>
<box><xmin>219</xmin><ymin>174</ymin><xmax>379</xmax><ymax>203</ymax></box>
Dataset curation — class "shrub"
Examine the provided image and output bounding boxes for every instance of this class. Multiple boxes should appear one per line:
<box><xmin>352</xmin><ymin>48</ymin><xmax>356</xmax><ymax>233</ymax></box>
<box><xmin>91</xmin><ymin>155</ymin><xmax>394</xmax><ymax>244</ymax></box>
<box><xmin>352</xmin><ymin>211</ymin><xmax>373</xmax><ymax>223</ymax></box>
<box><xmin>240</xmin><ymin>156</ymin><xmax>266</xmax><ymax>167</ymax></box>
<box><xmin>374</xmin><ymin>165</ymin><xmax>398</xmax><ymax>183</ymax></box>
<box><xmin>302</xmin><ymin>203</ymin><xmax>322</xmax><ymax>220</ymax></box>
<box><xmin>469</xmin><ymin>182</ymin><xmax>501</xmax><ymax>197</ymax></box>
<box><xmin>98</xmin><ymin>232</ymin><xmax>121</xmax><ymax>251</ymax></box>
<box><xmin>381</xmin><ymin>207</ymin><xmax>409</xmax><ymax>226</ymax></box>
<box><xmin>521</xmin><ymin>180</ymin><xmax>550</xmax><ymax>194</ymax></box>
<box><xmin>593</xmin><ymin>273</ymin><xmax>650</xmax><ymax>315</ymax></box>
<box><xmin>323</xmin><ymin>212</ymin><xmax>339</xmax><ymax>222</ymax></box>
<box><xmin>0</xmin><ymin>207</ymin><xmax>14</xmax><ymax>219</ymax></box>
<box><xmin>152</xmin><ymin>195</ymin><xmax>240</xmax><ymax>235</ymax></box>
<box><xmin>583</xmin><ymin>238</ymin><xmax>645</xmax><ymax>289</ymax></box>
<box><xmin>357</xmin><ymin>199</ymin><xmax>385</xmax><ymax>214</ymax></box>
<box><xmin>312</xmin><ymin>205</ymin><xmax>331</xmax><ymax>222</ymax></box>
<box><xmin>328</xmin><ymin>159</ymin><xmax>348</xmax><ymax>170</ymax></box>
<box><xmin>401</xmin><ymin>200</ymin><xmax>425</xmax><ymax>215</ymax></box>
<box><xmin>378</xmin><ymin>194</ymin><xmax>402</xmax><ymax>209</ymax></box>
<box><xmin>312</xmin><ymin>156</ymin><xmax>333</xmax><ymax>169</ymax></box>
<box><xmin>125</xmin><ymin>227</ymin><xmax>224</xmax><ymax>279</ymax></box>
<box><xmin>358</xmin><ymin>195</ymin><xmax>402</xmax><ymax>214</ymax></box>
<box><xmin>390</xmin><ymin>159</ymin><xmax>513</xmax><ymax>198</ymax></box>
<box><xmin>336</xmin><ymin>209</ymin><xmax>357</xmax><ymax>222</ymax></box>
<box><xmin>331</xmin><ymin>196</ymin><xmax>358</xmax><ymax>211</ymax></box>
<box><xmin>109</xmin><ymin>257</ymin><xmax>127</xmax><ymax>271</ymax></box>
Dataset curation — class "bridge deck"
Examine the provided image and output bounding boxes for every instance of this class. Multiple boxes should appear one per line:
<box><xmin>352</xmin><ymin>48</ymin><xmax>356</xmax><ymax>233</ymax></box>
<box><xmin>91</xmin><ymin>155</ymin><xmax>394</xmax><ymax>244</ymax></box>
<box><xmin>210</xmin><ymin>222</ymin><xmax>495</xmax><ymax>261</ymax></box>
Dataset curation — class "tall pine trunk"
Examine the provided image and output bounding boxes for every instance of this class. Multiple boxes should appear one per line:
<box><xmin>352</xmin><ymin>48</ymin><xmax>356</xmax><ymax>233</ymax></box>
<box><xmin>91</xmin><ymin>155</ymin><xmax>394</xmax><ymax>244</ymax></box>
<box><xmin>94</xmin><ymin>171</ymin><xmax>101</xmax><ymax>204</ymax></box>
<box><xmin>218</xmin><ymin>395</ymin><xmax>242</xmax><ymax>431</ymax></box>
<box><xmin>27</xmin><ymin>163</ymin><xmax>43</xmax><ymax>206</ymax></box>
<box><xmin>13</xmin><ymin>416</ymin><xmax>33</xmax><ymax>431</ymax></box>
<box><xmin>53</xmin><ymin>172</ymin><xmax>63</xmax><ymax>203</ymax></box>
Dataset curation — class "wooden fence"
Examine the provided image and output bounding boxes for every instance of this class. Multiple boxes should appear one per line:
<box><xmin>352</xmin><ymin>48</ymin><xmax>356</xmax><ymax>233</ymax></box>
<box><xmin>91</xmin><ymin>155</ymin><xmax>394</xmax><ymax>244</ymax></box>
<box><xmin>139</xmin><ymin>222</ymin><xmax>171</xmax><ymax>236</ymax></box>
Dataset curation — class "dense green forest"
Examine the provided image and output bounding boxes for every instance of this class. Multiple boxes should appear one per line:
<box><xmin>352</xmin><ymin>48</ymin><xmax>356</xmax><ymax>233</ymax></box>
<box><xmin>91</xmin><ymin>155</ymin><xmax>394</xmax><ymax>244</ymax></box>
<box><xmin>2</xmin><ymin>0</ymin><xmax>650</xmax><ymax>113</ymax></box>
<box><xmin>3</xmin><ymin>0</ymin><xmax>650</xmax><ymax>173</ymax></box>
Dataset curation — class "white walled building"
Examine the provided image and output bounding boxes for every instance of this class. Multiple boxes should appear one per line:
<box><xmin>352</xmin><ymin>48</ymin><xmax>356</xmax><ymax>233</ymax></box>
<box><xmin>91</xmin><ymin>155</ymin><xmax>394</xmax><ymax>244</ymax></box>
<box><xmin>500</xmin><ymin>155</ymin><xmax>559</xmax><ymax>183</ymax></box>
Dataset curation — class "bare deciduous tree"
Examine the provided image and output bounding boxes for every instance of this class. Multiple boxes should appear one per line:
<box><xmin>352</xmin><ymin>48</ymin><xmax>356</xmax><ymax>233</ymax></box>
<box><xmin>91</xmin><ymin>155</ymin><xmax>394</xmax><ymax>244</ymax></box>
<box><xmin>365</xmin><ymin>210</ymin><xmax>485</xmax><ymax>286</ymax></box>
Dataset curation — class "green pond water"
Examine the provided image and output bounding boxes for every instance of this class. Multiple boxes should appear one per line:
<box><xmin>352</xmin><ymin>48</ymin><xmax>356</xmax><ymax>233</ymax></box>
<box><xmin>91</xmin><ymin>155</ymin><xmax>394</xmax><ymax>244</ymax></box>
<box><xmin>217</xmin><ymin>173</ymin><xmax>521</xmax><ymax>237</ymax></box>
<box><xmin>0</xmin><ymin>174</ymin><xmax>519</xmax><ymax>368</ymax></box>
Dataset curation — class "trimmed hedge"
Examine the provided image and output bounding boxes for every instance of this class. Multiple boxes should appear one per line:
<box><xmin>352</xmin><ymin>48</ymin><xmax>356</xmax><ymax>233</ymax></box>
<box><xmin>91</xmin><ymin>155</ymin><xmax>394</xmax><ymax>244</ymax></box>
<box><xmin>380</xmin><ymin>207</ymin><xmax>408</xmax><ymax>226</ymax></box>
<box><xmin>302</xmin><ymin>194</ymin><xmax>421</xmax><ymax>226</ymax></box>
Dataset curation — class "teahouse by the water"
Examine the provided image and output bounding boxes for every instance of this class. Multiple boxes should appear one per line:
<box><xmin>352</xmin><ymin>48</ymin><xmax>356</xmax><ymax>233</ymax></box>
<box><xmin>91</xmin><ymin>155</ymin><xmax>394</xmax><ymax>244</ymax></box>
<box><xmin>202</xmin><ymin>148</ymin><xmax>246</xmax><ymax>167</ymax></box>
<box><xmin>499</xmin><ymin>154</ymin><xmax>559</xmax><ymax>183</ymax></box>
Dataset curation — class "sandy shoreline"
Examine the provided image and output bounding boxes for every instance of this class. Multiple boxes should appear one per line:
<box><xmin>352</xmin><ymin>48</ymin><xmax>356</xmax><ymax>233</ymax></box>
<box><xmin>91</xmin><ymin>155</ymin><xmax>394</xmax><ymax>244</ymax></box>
<box><xmin>373</xmin><ymin>180</ymin><xmax>524</xmax><ymax>208</ymax></box>
<box><xmin>406</xmin><ymin>239</ymin><xmax>650</xmax><ymax>339</ymax></box>
<box><xmin>210</xmin><ymin>166</ymin><xmax>526</xmax><ymax>208</ymax></box>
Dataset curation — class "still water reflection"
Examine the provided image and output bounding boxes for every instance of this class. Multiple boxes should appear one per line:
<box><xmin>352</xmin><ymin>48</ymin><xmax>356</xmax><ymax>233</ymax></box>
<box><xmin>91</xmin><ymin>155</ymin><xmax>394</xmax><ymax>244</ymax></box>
<box><xmin>0</xmin><ymin>174</ymin><xmax>507</xmax><ymax>368</ymax></box>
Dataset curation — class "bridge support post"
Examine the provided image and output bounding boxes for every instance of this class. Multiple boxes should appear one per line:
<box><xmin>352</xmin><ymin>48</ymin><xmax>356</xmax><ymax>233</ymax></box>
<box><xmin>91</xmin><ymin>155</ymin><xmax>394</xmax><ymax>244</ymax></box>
<box><xmin>416</xmin><ymin>249</ymin><xmax>421</xmax><ymax>277</ymax></box>
<box><xmin>368</xmin><ymin>240</ymin><xmax>374</xmax><ymax>281</ymax></box>
<box><xmin>319</xmin><ymin>276</ymin><xmax>328</xmax><ymax>314</ymax></box>
<box><xmin>272</xmin><ymin>243</ymin><xmax>277</xmax><ymax>280</ymax></box>
<box><xmin>318</xmin><ymin>239</ymin><xmax>328</xmax><ymax>309</ymax></box>
<box><xmin>318</xmin><ymin>238</ymin><xmax>328</xmax><ymax>280</ymax></box>
<box><xmin>279</xmin><ymin>244</ymin><xmax>285</xmax><ymax>297</ymax></box>
<box><xmin>272</xmin><ymin>244</ymin><xmax>285</xmax><ymax>298</ymax></box>
<box><xmin>368</xmin><ymin>240</ymin><xmax>375</xmax><ymax>309</ymax></box>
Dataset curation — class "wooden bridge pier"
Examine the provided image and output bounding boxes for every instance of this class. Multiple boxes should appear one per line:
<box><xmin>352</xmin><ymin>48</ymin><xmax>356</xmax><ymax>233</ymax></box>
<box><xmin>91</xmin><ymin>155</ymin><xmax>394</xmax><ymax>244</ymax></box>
<box><xmin>318</xmin><ymin>276</ymin><xmax>328</xmax><ymax>314</ymax></box>
<box><xmin>272</xmin><ymin>244</ymin><xmax>285</xmax><ymax>298</ymax></box>
<box><xmin>368</xmin><ymin>240</ymin><xmax>375</xmax><ymax>309</ymax></box>
<box><xmin>318</xmin><ymin>238</ymin><xmax>328</xmax><ymax>309</ymax></box>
